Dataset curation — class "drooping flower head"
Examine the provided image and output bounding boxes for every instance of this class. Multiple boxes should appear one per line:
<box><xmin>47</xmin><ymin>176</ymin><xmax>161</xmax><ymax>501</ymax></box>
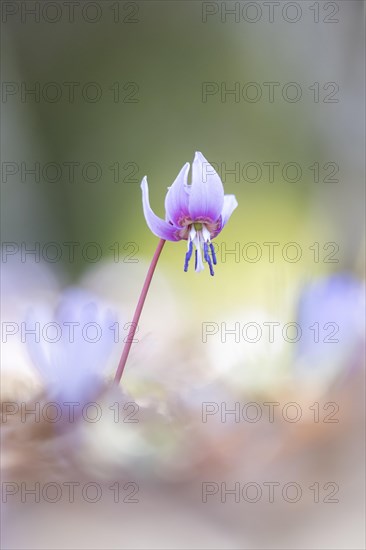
<box><xmin>141</xmin><ymin>152</ymin><xmax>238</xmax><ymax>275</ymax></box>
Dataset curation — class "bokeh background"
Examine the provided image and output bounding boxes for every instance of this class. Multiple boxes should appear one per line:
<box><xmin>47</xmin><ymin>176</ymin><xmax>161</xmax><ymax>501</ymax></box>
<box><xmin>1</xmin><ymin>1</ymin><xmax>365</xmax><ymax>549</ymax></box>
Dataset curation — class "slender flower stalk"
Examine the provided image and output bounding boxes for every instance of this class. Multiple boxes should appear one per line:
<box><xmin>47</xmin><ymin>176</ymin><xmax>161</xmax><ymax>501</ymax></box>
<box><xmin>114</xmin><ymin>239</ymin><xmax>165</xmax><ymax>384</ymax></box>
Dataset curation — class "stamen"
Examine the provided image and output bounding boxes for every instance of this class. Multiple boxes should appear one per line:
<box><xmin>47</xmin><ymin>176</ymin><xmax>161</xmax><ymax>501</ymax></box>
<box><xmin>195</xmin><ymin>249</ymin><xmax>198</xmax><ymax>270</ymax></box>
<box><xmin>203</xmin><ymin>242</ymin><xmax>209</xmax><ymax>262</ymax></box>
<box><xmin>204</xmin><ymin>242</ymin><xmax>215</xmax><ymax>276</ymax></box>
<box><xmin>184</xmin><ymin>240</ymin><xmax>193</xmax><ymax>272</ymax></box>
<box><xmin>210</xmin><ymin>243</ymin><xmax>217</xmax><ymax>265</ymax></box>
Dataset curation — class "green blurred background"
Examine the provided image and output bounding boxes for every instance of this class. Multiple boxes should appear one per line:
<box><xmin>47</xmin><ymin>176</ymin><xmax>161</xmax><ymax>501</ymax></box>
<box><xmin>2</xmin><ymin>0</ymin><xmax>365</xmax><ymax>314</ymax></box>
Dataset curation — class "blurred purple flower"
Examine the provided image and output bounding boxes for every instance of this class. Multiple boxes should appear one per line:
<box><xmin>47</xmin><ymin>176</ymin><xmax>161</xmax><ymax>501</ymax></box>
<box><xmin>141</xmin><ymin>152</ymin><xmax>238</xmax><ymax>275</ymax></box>
<box><xmin>296</xmin><ymin>273</ymin><xmax>365</xmax><ymax>377</ymax></box>
<box><xmin>27</xmin><ymin>288</ymin><xmax>117</xmax><ymax>406</ymax></box>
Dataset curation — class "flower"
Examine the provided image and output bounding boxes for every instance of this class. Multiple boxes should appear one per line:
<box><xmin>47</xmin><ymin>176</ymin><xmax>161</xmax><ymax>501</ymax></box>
<box><xmin>295</xmin><ymin>273</ymin><xmax>365</xmax><ymax>382</ymax></box>
<box><xmin>26</xmin><ymin>288</ymin><xmax>117</xmax><ymax>407</ymax></box>
<box><xmin>141</xmin><ymin>152</ymin><xmax>238</xmax><ymax>275</ymax></box>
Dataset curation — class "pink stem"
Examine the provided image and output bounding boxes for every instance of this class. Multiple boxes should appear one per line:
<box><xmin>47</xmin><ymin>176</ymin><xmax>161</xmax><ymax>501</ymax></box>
<box><xmin>114</xmin><ymin>238</ymin><xmax>166</xmax><ymax>384</ymax></box>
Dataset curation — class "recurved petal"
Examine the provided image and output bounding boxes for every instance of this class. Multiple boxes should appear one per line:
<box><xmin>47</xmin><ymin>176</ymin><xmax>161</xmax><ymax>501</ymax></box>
<box><xmin>220</xmin><ymin>194</ymin><xmax>238</xmax><ymax>227</ymax></box>
<box><xmin>164</xmin><ymin>162</ymin><xmax>190</xmax><ymax>225</ymax></box>
<box><xmin>188</xmin><ymin>152</ymin><xmax>224</xmax><ymax>222</ymax></box>
<box><xmin>141</xmin><ymin>177</ymin><xmax>180</xmax><ymax>241</ymax></box>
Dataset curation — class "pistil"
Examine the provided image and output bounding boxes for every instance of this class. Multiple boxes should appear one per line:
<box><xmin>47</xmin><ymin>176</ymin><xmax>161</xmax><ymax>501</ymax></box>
<box><xmin>183</xmin><ymin>223</ymin><xmax>216</xmax><ymax>275</ymax></box>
